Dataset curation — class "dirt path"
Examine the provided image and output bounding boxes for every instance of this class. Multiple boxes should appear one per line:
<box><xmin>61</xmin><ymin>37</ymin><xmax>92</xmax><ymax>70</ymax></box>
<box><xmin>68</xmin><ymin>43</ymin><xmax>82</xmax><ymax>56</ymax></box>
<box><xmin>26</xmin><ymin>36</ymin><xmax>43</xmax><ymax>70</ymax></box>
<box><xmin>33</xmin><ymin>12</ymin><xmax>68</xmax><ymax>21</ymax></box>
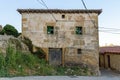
<box><xmin>100</xmin><ymin>69</ymin><xmax>120</xmax><ymax>77</ymax></box>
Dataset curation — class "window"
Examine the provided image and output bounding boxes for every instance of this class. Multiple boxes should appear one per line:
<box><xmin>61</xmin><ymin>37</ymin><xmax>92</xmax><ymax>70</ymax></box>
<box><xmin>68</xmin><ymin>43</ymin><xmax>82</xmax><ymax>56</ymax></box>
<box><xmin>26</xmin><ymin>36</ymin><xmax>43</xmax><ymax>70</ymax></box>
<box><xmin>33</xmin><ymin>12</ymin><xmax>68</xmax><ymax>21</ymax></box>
<box><xmin>62</xmin><ymin>15</ymin><xmax>65</xmax><ymax>18</ymax></box>
<box><xmin>77</xmin><ymin>49</ymin><xmax>82</xmax><ymax>54</ymax></box>
<box><xmin>47</xmin><ymin>26</ymin><xmax>54</xmax><ymax>34</ymax></box>
<box><xmin>76</xmin><ymin>26</ymin><xmax>82</xmax><ymax>35</ymax></box>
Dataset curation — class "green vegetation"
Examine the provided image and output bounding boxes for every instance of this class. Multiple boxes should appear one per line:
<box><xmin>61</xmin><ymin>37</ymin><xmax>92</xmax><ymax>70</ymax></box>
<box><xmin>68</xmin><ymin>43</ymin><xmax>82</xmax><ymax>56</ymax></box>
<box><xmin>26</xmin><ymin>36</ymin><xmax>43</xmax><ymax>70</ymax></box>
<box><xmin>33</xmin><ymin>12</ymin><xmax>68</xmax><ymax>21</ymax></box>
<box><xmin>0</xmin><ymin>24</ymin><xmax>19</xmax><ymax>37</ymax></box>
<box><xmin>33</xmin><ymin>46</ymin><xmax>46</xmax><ymax>59</ymax></box>
<box><xmin>22</xmin><ymin>37</ymin><xmax>46</xmax><ymax>58</ymax></box>
<box><xmin>0</xmin><ymin>44</ymin><xmax>92</xmax><ymax>77</ymax></box>
<box><xmin>0</xmin><ymin>24</ymin><xmax>92</xmax><ymax>76</ymax></box>
<box><xmin>22</xmin><ymin>37</ymin><xmax>33</xmax><ymax>53</ymax></box>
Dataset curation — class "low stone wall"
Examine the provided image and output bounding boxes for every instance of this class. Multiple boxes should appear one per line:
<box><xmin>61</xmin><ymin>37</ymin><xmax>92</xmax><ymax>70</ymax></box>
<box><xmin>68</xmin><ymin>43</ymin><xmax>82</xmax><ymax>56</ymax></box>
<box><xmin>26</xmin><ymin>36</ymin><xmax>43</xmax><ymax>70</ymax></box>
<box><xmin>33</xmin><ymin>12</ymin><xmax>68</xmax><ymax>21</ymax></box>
<box><xmin>0</xmin><ymin>35</ymin><xmax>29</xmax><ymax>56</ymax></box>
<box><xmin>105</xmin><ymin>54</ymin><xmax>120</xmax><ymax>72</ymax></box>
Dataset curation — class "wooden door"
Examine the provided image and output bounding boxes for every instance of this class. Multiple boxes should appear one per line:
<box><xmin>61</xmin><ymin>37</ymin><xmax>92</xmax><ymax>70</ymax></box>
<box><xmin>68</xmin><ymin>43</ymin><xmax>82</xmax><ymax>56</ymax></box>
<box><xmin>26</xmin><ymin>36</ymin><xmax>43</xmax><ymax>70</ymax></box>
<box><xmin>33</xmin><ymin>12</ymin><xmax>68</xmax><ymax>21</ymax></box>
<box><xmin>49</xmin><ymin>48</ymin><xmax>62</xmax><ymax>65</ymax></box>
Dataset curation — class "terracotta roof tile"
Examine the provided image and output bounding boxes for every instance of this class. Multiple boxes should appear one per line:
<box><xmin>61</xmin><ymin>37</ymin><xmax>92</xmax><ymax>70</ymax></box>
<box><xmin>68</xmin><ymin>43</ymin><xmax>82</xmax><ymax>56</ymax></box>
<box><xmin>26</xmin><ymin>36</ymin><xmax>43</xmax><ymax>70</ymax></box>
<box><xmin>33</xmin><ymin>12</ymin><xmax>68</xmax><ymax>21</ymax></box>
<box><xmin>17</xmin><ymin>9</ymin><xmax>102</xmax><ymax>15</ymax></box>
<box><xmin>100</xmin><ymin>46</ymin><xmax>120</xmax><ymax>54</ymax></box>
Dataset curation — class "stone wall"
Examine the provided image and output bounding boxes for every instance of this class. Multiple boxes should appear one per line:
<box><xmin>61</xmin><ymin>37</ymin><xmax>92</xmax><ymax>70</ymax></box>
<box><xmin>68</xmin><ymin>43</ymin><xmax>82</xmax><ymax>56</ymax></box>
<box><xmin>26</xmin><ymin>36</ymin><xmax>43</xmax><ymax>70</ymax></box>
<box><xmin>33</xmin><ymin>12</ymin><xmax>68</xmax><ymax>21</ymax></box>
<box><xmin>0</xmin><ymin>35</ymin><xmax>29</xmax><ymax>57</ymax></box>
<box><xmin>99</xmin><ymin>54</ymin><xmax>105</xmax><ymax>68</ymax></box>
<box><xmin>21</xmin><ymin>12</ymin><xmax>100</xmax><ymax>75</ymax></box>
<box><xmin>22</xmin><ymin>13</ymin><xmax>98</xmax><ymax>48</ymax></box>
<box><xmin>103</xmin><ymin>53</ymin><xmax>120</xmax><ymax>72</ymax></box>
<box><xmin>110</xmin><ymin>54</ymin><xmax>120</xmax><ymax>72</ymax></box>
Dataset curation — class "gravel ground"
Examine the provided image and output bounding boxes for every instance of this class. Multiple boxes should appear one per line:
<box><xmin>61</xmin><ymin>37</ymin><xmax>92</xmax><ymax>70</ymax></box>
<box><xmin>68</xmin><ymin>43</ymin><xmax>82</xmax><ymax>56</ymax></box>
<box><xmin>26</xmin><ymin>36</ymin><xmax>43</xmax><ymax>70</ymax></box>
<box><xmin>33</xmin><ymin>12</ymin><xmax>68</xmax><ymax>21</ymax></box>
<box><xmin>0</xmin><ymin>76</ymin><xmax>120</xmax><ymax>80</ymax></box>
<box><xmin>0</xmin><ymin>69</ymin><xmax>120</xmax><ymax>80</ymax></box>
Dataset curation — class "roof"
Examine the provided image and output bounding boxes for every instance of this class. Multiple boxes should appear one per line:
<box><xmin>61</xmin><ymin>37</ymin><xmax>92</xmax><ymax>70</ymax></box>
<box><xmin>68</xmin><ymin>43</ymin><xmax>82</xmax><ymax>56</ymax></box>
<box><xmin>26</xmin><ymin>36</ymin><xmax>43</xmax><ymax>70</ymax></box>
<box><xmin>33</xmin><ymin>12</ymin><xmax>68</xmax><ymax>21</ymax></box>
<box><xmin>17</xmin><ymin>9</ymin><xmax>102</xmax><ymax>15</ymax></box>
<box><xmin>100</xmin><ymin>46</ymin><xmax>120</xmax><ymax>54</ymax></box>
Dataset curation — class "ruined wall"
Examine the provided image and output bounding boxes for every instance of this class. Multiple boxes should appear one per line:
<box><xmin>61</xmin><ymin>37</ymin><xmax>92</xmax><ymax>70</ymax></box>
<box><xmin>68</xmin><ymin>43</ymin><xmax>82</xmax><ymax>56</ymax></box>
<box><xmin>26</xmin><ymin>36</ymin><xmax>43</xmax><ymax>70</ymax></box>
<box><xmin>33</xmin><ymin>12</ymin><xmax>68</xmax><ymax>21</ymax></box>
<box><xmin>21</xmin><ymin>12</ymin><xmax>100</xmax><ymax>75</ymax></box>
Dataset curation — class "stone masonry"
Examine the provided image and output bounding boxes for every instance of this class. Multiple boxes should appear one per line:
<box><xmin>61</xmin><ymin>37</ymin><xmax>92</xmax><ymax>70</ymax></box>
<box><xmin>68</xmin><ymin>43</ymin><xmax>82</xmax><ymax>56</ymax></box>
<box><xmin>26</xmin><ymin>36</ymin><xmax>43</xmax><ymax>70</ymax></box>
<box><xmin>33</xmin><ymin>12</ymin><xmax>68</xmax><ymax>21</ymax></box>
<box><xmin>18</xmin><ymin>9</ymin><xmax>102</xmax><ymax>75</ymax></box>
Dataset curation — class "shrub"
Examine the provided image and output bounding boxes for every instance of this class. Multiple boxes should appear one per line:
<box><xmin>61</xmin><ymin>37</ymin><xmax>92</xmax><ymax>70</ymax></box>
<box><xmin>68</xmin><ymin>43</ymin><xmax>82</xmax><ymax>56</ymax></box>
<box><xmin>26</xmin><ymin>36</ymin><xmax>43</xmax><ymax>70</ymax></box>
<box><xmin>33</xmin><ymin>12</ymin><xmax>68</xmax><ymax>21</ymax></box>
<box><xmin>0</xmin><ymin>24</ymin><xmax>19</xmax><ymax>37</ymax></box>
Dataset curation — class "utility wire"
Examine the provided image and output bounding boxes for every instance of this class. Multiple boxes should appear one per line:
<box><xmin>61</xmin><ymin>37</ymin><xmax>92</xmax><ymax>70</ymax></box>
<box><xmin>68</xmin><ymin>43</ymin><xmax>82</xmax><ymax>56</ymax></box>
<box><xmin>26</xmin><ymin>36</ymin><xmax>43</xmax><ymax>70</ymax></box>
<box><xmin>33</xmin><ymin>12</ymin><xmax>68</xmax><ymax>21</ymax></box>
<box><xmin>99</xmin><ymin>29</ymin><xmax>120</xmax><ymax>32</ymax></box>
<box><xmin>81</xmin><ymin>0</ymin><xmax>96</xmax><ymax>28</ymax></box>
<box><xmin>99</xmin><ymin>30</ymin><xmax>120</xmax><ymax>34</ymax></box>
<box><xmin>99</xmin><ymin>27</ymin><xmax>120</xmax><ymax>33</ymax></box>
<box><xmin>36</xmin><ymin>0</ymin><xmax>46</xmax><ymax>7</ymax></box>
<box><xmin>40</xmin><ymin>0</ymin><xmax>49</xmax><ymax>9</ymax></box>
<box><xmin>38</xmin><ymin>0</ymin><xmax>57</xmax><ymax>22</ymax></box>
<box><xmin>99</xmin><ymin>29</ymin><xmax>118</xmax><ymax>31</ymax></box>
<box><xmin>36</xmin><ymin>0</ymin><xmax>120</xmax><ymax>34</ymax></box>
<box><xmin>99</xmin><ymin>27</ymin><xmax>120</xmax><ymax>32</ymax></box>
<box><xmin>99</xmin><ymin>27</ymin><xmax>120</xmax><ymax>31</ymax></box>
<box><xmin>80</xmin><ymin>0</ymin><xmax>120</xmax><ymax>34</ymax></box>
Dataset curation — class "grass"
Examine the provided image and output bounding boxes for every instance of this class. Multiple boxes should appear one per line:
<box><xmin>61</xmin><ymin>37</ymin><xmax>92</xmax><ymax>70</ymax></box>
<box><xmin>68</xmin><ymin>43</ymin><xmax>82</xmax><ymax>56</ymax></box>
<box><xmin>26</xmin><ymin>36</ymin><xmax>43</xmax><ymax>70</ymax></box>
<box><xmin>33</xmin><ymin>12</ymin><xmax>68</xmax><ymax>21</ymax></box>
<box><xmin>0</xmin><ymin>44</ymin><xmax>92</xmax><ymax>77</ymax></box>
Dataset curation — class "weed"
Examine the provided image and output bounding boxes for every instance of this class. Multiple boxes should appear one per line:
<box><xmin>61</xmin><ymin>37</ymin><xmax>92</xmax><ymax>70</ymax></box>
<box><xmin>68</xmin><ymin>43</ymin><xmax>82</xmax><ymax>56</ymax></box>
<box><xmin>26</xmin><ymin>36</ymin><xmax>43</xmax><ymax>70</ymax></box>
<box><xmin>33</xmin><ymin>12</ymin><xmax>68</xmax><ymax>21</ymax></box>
<box><xmin>0</xmin><ymin>43</ymin><xmax>92</xmax><ymax>76</ymax></box>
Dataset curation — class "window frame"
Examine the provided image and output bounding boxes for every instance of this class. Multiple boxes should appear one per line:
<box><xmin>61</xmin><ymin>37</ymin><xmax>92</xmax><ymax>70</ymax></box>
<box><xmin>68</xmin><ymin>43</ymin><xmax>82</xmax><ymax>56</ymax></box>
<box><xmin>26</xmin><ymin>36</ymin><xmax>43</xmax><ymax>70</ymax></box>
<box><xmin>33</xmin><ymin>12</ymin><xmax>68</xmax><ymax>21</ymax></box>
<box><xmin>76</xmin><ymin>26</ymin><xmax>82</xmax><ymax>35</ymax></box>
<box><xmin>77</xmin><ymin>49</ymin><xmax>82</xmax><ymax>54</ymax></box>
<box><xmin>62</xmin><ymin>14</ymin><xmax>65</xmax><ymax>19</ymax></box>
<box><xmin>47</xmin><ymin>26</ymin><xmax>54</xmax><ymax>34</ymax></box>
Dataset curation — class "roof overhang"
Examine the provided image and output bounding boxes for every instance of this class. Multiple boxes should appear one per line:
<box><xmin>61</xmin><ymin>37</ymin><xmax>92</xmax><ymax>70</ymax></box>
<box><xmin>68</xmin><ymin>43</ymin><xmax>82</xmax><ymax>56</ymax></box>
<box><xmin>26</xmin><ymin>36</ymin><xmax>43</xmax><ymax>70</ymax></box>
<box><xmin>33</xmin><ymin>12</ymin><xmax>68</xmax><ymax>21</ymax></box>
<box><xmin>17</xmin><ymin>9</ymin><xmax>102</xmax><ymax>15</ymax></box>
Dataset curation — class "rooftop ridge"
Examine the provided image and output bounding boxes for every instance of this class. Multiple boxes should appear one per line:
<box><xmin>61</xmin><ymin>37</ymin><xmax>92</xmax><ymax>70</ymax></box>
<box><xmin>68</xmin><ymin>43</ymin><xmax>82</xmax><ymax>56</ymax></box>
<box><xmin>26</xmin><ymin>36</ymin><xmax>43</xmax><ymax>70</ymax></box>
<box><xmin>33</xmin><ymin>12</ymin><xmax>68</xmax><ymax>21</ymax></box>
<box><xmin>17</xmin><ymin>9</ymin><xmax>102</xmax><ymax>15</ymax></box>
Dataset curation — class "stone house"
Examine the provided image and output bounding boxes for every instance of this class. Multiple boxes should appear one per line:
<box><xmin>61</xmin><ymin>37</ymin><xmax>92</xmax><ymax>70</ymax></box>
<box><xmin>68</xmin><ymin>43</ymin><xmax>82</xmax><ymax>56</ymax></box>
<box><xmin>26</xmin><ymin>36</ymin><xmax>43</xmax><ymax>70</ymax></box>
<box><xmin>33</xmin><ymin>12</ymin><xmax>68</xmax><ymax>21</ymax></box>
<box><xmin>17</xmin><ymin>9</ymin><xmax>102</xmax><ymax>75</ymax></box>
<box><xmin>100</xmin><ymin>46</ymin><xmax>120</xmax><ymax>72</ymax></box>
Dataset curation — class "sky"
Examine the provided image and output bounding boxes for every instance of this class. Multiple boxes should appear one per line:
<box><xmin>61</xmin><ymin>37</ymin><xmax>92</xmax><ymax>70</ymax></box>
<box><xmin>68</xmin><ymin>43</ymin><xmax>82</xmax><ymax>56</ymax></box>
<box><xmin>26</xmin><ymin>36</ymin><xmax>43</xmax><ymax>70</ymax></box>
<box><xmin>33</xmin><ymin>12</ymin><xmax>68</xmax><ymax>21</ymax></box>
<box><xmin>0</xmin><ymin>0</ymin><xmax>120</xmax><ymax>46</ymax></box>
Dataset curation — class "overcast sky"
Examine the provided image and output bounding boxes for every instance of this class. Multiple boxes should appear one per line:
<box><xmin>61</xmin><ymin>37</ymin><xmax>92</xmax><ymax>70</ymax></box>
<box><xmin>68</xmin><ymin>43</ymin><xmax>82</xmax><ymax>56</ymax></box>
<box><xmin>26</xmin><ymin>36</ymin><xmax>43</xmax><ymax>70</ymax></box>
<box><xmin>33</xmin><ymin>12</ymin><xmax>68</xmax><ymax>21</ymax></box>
<box><xmin>0</xmin><ymin>0</ymin><xmax>120</xmax><ymax>46</ymax></box>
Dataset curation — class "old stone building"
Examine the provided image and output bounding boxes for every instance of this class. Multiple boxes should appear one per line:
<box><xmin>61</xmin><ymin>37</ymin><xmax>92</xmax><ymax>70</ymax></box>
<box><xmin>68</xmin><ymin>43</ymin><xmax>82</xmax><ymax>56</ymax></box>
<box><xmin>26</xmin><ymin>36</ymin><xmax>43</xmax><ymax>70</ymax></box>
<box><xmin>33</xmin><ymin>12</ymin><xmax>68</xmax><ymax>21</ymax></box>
<box><xmin>100</xmin><ymin>46</ymin><xmax>120</xmax><ymax>72</ymax></box>
<box><xmin>18</xmin><ymin>9</ymin><xmax>102</xmax><ymax>75</ymax></box>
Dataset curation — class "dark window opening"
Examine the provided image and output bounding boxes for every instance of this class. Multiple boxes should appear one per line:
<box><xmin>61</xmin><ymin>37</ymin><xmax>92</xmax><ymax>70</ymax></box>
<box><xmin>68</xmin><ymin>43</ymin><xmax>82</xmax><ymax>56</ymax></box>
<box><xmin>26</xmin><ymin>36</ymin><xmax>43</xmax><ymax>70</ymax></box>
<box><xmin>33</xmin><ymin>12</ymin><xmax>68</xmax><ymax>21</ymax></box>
<box><xmin>77</xmin><ymin>49</ymin><xmax>82</xmax><ymax>54</ymax></box>
<box><xmin>107</xmin><ymin>55</ymin><xmax>111</xmax><ymax>68</ymax></box>
<box><xmin>62</xmin><ymin>15</ymin><xmax>65</xmax><ymax>18</ymax></box>
<box><xmin>76</xmin><ymin>26</ymin><xmax>82</xmax><ymax>35</ymax></box>
<box><xmin>47</xmin><ymin>26</ymin><xmax>54</xmax><ymax>34</ymax></box>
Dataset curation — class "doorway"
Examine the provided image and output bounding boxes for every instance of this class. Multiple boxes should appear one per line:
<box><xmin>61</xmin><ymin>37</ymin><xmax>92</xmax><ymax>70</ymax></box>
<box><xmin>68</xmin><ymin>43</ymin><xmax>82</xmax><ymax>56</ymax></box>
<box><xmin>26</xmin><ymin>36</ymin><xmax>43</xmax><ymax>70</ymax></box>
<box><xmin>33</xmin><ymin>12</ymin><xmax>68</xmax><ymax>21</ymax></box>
<box><xmin>49</xmin><ymin>48</ymin><xmax>62</xmax><ymax>65</ymax></box>
<box><xmin>107</xmin><ymin>55</ymin><xmax>111</xmax><ymax>68</ymax></box>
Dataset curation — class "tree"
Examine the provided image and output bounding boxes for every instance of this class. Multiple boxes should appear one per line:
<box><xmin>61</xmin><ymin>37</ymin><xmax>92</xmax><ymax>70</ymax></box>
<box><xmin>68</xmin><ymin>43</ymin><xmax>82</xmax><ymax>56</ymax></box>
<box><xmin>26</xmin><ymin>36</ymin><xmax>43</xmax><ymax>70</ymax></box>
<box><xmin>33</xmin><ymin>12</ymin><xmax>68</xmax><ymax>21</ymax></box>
<box><xmin>0</xmin><ymin>24</ymin><xmax>19</xmax><ymax>37</ymax></box>
<box><xmin>0</xmin><ymin>25</ymin><xmax>2</xmax><ymax>31</ymax></box>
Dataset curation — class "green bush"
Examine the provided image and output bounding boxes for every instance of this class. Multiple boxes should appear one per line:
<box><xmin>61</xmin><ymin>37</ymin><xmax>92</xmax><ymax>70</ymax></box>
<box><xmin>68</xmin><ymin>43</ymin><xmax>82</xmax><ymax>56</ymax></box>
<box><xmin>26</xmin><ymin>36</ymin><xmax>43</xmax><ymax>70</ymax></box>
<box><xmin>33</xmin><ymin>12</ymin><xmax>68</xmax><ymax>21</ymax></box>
<box><xmin>0</xmin><ymin>24</ymin><xmax>19</xmax><ymax>37</ymax></box>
